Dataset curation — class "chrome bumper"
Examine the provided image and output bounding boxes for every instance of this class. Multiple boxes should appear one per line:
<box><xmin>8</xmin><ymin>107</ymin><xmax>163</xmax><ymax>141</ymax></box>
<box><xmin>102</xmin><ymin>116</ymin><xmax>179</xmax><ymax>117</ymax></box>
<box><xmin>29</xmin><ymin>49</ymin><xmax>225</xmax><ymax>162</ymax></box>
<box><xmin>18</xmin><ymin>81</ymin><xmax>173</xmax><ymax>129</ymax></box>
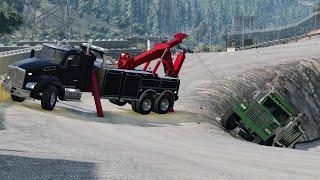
<box><xmin>1</xmin><ymin>81</ymin><xmax>30</xmax><ymax>98</ymax></box>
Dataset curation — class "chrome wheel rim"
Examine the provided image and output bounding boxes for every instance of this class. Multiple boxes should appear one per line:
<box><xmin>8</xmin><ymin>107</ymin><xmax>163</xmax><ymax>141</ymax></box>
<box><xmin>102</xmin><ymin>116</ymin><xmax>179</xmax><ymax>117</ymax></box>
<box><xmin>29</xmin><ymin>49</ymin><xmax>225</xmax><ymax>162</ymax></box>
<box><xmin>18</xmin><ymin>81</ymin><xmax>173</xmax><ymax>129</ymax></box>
<box><xmin>142</xmin><ymin>99</ymin><xmax>152</xmax><ymax>111</ymax></box>
<box><xmin>160</xmin><ymin>99</ymin><xmax>169</xmax><ymax>111</ymax></box>
<box><xmin>50</xmin><ymin>92</ymin><xmax>56</xmax><ymax>106</ymax></box>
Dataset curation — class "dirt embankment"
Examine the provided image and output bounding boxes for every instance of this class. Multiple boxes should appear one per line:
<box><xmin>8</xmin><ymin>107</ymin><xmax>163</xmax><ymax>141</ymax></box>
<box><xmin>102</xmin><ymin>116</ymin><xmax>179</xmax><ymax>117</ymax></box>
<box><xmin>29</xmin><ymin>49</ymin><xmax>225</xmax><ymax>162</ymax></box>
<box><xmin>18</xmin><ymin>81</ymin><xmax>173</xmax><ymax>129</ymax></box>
<box><xmin>194</xmin><ymin>59</ymin><xmax>320</xmax><ymax>141</ymax></box>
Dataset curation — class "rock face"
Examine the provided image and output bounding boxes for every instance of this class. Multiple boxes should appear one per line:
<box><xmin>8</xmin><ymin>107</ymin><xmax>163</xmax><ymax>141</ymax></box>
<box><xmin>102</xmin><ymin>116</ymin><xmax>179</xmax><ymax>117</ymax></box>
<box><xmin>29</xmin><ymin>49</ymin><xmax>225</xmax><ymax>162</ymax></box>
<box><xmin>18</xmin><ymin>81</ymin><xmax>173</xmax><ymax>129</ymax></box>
<box><xmin>195</xmin><ymin>59</ymin><xmax>320</xmax><ymax>141</ymax></box>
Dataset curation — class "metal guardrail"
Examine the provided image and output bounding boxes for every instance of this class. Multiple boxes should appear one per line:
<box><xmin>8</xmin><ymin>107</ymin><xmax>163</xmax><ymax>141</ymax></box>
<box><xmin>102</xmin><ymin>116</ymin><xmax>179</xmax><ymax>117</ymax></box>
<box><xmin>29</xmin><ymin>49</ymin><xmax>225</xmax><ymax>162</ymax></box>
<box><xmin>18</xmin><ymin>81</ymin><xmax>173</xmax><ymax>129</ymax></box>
<box><xmin>0</xmin><ymin>46</ymin><xmax>42</xmax><ymax>57</ymax></box>
<box><xmin>0</xmin><ymin>47</ymin><xmax>42</xmax><ymax>75</ymax></box>
<box><xmin>235</xmin><ymin>32</ymin><xmax>320</xmax><ymax>51</ymax></box>
<box><xmin>229</xmin><ymin>12</ymin><xmax>320</xmax><ymax>49</ymax></box>
<box><xmin>229</xmin><ymin>12</ymin><xmax>320</xmax><ymax>36</ymax></box>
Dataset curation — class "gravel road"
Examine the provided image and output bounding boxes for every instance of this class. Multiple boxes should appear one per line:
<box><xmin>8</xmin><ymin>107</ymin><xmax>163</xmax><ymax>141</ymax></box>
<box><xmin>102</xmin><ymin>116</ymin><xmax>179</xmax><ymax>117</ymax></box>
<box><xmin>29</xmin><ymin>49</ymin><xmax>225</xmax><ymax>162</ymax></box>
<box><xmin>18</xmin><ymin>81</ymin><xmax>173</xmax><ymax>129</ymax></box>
<box><xmin>0</xmin><ymin>39</ymin><xmax>320</xmax><ymax>179</ymax></box>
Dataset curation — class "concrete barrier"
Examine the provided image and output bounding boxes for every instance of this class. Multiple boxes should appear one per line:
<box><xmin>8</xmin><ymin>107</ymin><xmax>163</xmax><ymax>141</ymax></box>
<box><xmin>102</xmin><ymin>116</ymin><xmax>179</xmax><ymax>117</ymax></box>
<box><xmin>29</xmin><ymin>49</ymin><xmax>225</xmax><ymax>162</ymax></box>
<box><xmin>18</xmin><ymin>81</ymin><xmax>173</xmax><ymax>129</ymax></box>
<box><xmin>0</xmin><ymin>47</ymin><xmax>42</xmax><ymax>75</ymax></box>
<box><xmin>0</xmin><ymin>47</ymin><xmax>42</xmax><ymax>102</ymax></box>
<box><xmin>17</xmin><ymin>40</ymin><xmax>130</xmax><ymax>49</ymax></box>
<box><xmin>0</xmin><ymin>46</ymin><xmax>31</xmax><ymax>52</ymax></box>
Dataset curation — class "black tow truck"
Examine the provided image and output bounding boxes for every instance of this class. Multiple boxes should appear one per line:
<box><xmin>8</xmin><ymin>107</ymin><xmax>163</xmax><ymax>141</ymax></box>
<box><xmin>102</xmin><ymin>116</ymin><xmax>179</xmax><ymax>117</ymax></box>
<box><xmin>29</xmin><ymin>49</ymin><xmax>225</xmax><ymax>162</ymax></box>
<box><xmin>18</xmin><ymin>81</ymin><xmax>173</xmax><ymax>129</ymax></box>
<box><xmin>1</xmin><ymin>33</ymin><xmax>189</xmax><ymax>115</ymax></box>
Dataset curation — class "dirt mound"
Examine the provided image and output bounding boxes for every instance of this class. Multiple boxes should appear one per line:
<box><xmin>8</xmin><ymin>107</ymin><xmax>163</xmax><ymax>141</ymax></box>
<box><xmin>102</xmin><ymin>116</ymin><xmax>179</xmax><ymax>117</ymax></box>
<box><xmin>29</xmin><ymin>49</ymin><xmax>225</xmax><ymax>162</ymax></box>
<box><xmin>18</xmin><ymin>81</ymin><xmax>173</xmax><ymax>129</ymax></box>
<box><xmin>194</xmin><ymin>59</ymin><xmax>320</xmax><ymax>142</ymax></box>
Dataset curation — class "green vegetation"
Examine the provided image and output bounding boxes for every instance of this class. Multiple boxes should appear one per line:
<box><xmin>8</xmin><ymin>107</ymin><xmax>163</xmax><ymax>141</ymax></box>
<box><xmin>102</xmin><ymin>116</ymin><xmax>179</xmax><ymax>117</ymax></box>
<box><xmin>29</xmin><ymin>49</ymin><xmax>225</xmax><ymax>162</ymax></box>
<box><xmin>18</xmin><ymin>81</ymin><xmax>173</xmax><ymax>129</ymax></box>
<box><xmin>48</xmin><ymin>0</ymin><xmax>312</xmax><ymax>49</ymax></box>
<box><xmin>0</xmin><ymin>2</ymin><xmax>23</xmax><ymax>38</ymax></box>
<box><xmin>2</xmin><ymin>0</ymin><xmax>315</xmax><ymax>49</ymax></box>
<box><xmin>314</xmin><ymin>2</ymin><xmax>320</xmax><ymax>12</ymax></box>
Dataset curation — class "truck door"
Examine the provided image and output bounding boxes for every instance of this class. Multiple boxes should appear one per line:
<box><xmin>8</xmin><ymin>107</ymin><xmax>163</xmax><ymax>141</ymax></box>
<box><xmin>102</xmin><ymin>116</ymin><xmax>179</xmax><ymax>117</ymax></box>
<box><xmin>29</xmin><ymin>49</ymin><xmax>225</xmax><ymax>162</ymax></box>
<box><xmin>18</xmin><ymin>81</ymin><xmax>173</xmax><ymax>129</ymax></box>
<box><xmin>78</xmin><ymin>54</ymin><xmax>94</xmax><ymax>91</ymax></box>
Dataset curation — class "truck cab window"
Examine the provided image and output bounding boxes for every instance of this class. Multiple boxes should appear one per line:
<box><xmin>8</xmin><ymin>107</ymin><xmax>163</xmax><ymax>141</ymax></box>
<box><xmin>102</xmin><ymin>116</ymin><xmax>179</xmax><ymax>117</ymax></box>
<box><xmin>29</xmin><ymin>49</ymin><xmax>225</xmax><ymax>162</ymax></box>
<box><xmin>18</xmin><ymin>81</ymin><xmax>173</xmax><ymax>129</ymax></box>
<box><xmin>38</xmin><ymin>46</ymin><xmax>55</xmax><ymax>60</ymax></box>
<box><xmin>65</xmin><ymin>55</ymin><xmax>80</xmax><ymax>67</ymax></box>
<box><xmin>262</xmin><ymin>97</ymin><xmax>289</xmax><ymax>126</ymax></box>
<box><xmin>38</xmin><ymin>46</ymin><xmax>69</xmax><ymax>65</ymax></box>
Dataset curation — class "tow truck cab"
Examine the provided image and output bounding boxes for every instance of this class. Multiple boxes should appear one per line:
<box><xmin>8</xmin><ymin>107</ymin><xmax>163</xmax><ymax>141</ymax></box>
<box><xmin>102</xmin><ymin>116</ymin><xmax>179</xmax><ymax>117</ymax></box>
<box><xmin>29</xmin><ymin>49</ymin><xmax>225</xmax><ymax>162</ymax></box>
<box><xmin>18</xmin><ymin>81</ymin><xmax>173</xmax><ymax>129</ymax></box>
<box><xmin>221</xmin><ymin>90</ymin><xmax>305</xmax><ymax>148</ymax></box>
<box><xmin>2</xmin><ymin>43</ymin><xmax>94</xmax><ymax>110</ymax></box>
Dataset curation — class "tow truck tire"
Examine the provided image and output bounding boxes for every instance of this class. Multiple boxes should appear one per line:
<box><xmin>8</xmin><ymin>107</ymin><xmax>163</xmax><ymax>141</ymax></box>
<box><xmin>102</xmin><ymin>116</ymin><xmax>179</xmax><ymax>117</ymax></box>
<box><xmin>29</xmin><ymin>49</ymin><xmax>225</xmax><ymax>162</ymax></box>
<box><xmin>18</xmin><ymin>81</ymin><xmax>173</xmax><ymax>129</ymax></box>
<box><xmin>131</xmin><ymin>100</ymin><xmax>138</xmax><ymax>112</ymax></box>
<box><xmin>221</xmin><ymin>110</ymin><xmax>239</xmax><ymax>130</ymax></box>
<box><xmin>41</xmin><ymin>85</ymin><xmax>58</xmax><ymax>111</ymax></box>
<box><xmin>153</xmin><ymin>94</ymin><xmax>174</xmax><ymax>114</ymax></box>
<box><xmin>11</xmin><ymin>95</ymin><xmax>25</xmax><ymax>102</ymax></box>
<box><xmin>136</xmin><ymin>94</ymin><xmax>154</xmax><ymax>115</ymax></box>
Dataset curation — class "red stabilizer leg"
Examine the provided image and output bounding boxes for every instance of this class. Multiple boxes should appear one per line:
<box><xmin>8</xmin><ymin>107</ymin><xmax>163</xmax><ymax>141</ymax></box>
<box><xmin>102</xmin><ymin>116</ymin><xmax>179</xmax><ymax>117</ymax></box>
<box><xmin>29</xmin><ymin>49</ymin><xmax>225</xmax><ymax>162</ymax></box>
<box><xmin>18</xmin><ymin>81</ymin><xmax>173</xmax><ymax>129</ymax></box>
<box><xmin>152</xmin><ymin>61</ymin><xmax>161</xmax><ymax>75</ymax></box>
<box><xmin>91</xmin><ymin>71</ymin><xmax>104</xmax><ymax>117</ymax></box>
<box><xmin>169</xmin><ymin>109</ymin><xmax>174</xmax><ymax>113</ymax></box>
<box><xmin>142</xmin><ymin>61</ymin><xmax>150</xmax><ymax>71</ymax></box>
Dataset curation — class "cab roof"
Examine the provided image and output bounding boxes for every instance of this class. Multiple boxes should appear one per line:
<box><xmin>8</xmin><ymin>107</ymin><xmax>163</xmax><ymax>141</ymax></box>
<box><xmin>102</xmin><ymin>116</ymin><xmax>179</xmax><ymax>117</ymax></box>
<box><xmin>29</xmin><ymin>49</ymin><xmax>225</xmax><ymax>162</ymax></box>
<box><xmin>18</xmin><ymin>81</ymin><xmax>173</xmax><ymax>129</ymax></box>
<box><xmin>43</xmin><ymin>43</ymin><xmax>74</xmax><ymax>52</ymax></box>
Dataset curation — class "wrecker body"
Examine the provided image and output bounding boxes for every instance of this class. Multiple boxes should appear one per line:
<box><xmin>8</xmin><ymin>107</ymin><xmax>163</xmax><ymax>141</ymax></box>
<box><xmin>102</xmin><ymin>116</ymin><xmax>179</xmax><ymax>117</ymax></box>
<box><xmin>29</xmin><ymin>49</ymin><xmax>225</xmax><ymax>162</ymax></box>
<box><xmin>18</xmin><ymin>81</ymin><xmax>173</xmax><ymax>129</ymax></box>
<box><xmin>1</xmin><ymin>33</ymin><xmax>189</xmax><ymax>116</ymax></box>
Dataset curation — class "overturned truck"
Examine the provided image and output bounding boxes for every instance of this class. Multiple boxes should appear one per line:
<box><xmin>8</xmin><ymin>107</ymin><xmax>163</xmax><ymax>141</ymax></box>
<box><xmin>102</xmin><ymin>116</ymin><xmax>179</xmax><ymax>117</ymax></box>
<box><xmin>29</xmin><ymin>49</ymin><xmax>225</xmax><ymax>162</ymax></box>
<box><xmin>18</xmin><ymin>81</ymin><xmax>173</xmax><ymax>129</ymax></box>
<box><xmin>221</xmin><ymin>89</ymin><xmax>306</xmax><ymax>148</ymax></box>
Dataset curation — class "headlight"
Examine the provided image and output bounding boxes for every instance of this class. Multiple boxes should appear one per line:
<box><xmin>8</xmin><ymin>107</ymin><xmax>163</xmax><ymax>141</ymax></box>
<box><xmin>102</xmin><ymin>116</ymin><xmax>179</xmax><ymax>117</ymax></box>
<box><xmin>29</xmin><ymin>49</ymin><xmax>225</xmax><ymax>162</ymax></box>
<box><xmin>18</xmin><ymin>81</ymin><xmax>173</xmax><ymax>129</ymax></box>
<box><xmin>240</xmin><ymin>103</ymin><xmax>247</xmax><ymax>110</ymax></box>
<box><xmin>6</xmin><ymin>75</ymin><xmax>10</xmax><ymax>80</ymax></box>
<box><xmin>25</xmin><ymin>82</ymin><xmax>37</xmax><ymax>90</ymax></box>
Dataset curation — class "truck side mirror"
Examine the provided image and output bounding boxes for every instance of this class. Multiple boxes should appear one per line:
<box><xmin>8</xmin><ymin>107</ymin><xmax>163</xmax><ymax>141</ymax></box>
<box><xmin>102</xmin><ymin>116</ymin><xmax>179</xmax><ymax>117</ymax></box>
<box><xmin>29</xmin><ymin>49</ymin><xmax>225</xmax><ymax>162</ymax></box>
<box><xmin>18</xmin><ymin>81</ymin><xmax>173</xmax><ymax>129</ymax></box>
<box><xmin>30</xmin><ymin>49</ymin><xmax>35</xmax><ymax>58</ymax></box>
<box><xmin>66</xmin><ymin>59</ymin><xmax>72</xmax><ymax>67</ymax></box>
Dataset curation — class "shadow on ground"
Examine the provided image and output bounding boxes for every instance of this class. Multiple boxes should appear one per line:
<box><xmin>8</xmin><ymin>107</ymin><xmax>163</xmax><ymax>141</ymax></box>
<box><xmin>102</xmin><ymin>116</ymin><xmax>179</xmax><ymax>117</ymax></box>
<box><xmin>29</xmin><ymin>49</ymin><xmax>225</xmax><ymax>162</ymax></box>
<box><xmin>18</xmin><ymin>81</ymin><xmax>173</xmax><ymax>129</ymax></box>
<box><xmin>295</xmin><ymin>139</ymin><xmax>320</xmax><ymax>151</ymax></box>
<box><xmin>20</xmin><ymin>101</ymin><xmax>200</xmax><ymax>127</ymax></box>
<box><xmin>0</xmin><ymin>154</ymin><xmax>97</xmax><ymax>180</ymax></box>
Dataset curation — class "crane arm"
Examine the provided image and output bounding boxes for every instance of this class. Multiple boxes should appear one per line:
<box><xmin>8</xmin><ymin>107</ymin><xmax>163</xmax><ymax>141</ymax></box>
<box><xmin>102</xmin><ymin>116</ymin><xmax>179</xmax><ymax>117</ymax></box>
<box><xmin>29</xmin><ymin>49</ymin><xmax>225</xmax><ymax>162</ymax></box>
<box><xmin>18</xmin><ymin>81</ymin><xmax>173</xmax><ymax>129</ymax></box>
<box><xmin>117</xmin><ymin>33</ymin><xmax>188</xmax><ymax>70</ymax></box>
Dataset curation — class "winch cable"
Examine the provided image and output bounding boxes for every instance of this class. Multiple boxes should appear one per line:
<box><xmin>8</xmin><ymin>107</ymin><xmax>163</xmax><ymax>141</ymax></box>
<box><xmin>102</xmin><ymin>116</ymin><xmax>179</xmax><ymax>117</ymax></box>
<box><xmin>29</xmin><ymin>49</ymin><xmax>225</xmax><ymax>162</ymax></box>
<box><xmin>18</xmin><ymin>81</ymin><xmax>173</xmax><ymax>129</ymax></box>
<box><xmin>192</xmin><ymin>53</ymin><xmax>237</xmax><ymax>107</ymax></box>
<box><xmin>194</xmin><ymin>54</ymin><xmax>228</xmax><ymax>91</ymax></box>
<box><xmin>193</xmin><ymin>53</ymin><xmax>267</xmax><ymax>104</ymax></box>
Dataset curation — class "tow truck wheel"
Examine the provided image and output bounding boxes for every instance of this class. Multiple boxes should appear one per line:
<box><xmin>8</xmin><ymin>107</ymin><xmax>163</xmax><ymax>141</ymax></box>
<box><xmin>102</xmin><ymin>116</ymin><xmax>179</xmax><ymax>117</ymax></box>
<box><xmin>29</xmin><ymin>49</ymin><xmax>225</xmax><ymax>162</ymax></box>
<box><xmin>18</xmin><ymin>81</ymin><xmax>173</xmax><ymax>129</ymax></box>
<box><xmin>153</xmin><ymin>94</ymin><xmax>174</xmax><ymax>114</ymax></box>
<box><xmin>41</xmin><ymin>85</ymin><xmax>58</xmax><ymax>111</ymax></box>
<box><xmin>137</xmin><ymin>94</ymin><xmax>154</xmax><ymax>115</ymax></box>
<box><xmin>131</xmin><ymin>100</ymin><xmax>138</xmax><ymax>112</ymax></box>
<box><xmin>221</xmin><ymin>110</ymin><xmax>239</xmax><ymax>130</ymax></box>
<box><xmin>11</xmin><ymin>95</ymin><xmax>25</xmax><ymax>102</ymax></box>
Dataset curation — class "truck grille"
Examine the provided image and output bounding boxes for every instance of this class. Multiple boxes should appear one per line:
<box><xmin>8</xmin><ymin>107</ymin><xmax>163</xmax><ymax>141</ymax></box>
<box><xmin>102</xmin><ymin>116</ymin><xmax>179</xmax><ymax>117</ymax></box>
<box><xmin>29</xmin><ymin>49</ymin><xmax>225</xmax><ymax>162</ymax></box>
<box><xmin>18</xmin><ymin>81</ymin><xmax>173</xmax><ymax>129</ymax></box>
<box><xmin>6</xmin><ymin>66</ymin><xmax>26</xmax><ymax>88</ymax></box>
<box><xmin>278</xmin><ymin>125</ymin><xmax>303</xmax><ymax>147</ymax></box>
<box><xmin>245</xmin><ymin>102</ymin><xmax>272</xmax><ymax>127</ymax></box>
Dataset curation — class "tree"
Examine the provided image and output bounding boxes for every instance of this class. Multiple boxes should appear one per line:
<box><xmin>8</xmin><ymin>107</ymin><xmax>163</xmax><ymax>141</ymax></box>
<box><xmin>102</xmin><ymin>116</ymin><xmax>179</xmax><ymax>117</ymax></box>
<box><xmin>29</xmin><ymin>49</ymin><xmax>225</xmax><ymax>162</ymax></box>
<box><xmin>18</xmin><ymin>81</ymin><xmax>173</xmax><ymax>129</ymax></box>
<box><xmin>0</xmin><ymin>4</ymin><xmax>23</xmax><ymax>38</ymax></box>
<box><xmin>1</xmin><ymin>0</ymin><xmax>313</xmax><ymax>48</ymax></box>
<box><xmin>314</xmin><ymin>3</ymin><xmax>320</xmax><ymax>12</ymax></box>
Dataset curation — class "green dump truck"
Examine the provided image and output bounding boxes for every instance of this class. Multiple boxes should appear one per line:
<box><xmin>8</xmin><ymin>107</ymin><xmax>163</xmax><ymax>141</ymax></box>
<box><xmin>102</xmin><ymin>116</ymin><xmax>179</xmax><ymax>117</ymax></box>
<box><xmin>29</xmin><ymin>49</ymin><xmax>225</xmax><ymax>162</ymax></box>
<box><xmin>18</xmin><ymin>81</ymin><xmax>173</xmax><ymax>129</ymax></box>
<box><xmin>221</xmin><ymin>89</ymin><xmax>306</xmax><ymax>148</ymax></box>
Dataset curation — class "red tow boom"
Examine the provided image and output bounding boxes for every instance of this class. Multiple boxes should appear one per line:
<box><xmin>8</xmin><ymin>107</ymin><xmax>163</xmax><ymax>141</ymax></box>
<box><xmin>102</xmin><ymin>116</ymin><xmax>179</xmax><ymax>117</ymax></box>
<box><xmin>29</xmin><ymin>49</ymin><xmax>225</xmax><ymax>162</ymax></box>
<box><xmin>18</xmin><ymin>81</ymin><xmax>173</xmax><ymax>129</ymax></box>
<box><xmin>117</xmin><ymin>33</ymin><xmax>188</xmax><ymax>77</ymax></box>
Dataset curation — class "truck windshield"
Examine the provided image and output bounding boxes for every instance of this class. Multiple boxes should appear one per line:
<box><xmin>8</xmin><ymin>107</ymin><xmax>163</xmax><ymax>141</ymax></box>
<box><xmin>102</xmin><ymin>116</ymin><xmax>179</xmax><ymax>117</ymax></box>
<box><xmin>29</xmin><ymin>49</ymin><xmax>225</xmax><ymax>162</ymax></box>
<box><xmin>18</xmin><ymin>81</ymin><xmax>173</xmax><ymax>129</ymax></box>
<box><xmin>38</xmin><ymin>46</ymin><xmax>68</xmax><ymax>64</ymax></box>
<box><xmin>262</xmin><ymin>97</ymin><xmax>290</xmax><ymax>126</ymax></box>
